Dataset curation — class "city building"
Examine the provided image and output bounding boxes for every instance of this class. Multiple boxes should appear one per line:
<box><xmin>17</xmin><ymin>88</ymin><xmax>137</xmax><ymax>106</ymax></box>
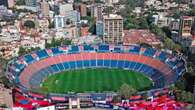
<box><xmin>80</xmin><ymin>3</ymin><xmax>87</xmax><ymax>17</ymax></box>
<box><xmin>40</xmin><ymin>0</ymin><xmax>50</xmax><ymax>17</ymax></box>
<box><xmin>0</xmin><ymin>6</ymin><xmax>8</xmax><ymax>17</ymax></box>
<box><xmin>38</xmin><ymin>18</ymin><xmax>49</xmax><ymax>29</ymax></box>
<box><xmin>151</xmin><ymin>13</ymin><xmax>169</xmax><ymax>27</ymax></box>
<box><xmin>179</xmin><ymin>16</ymin><xmax>194</xmax><ymax>38</ymax></box>
<box><xmin>96</xmin><ymin>21</ymin><xmax>104</xmax><ymax>37</ymax></box>
<box><xmin>25</xmin><ymin>0</ymin><xmax>37</xmax><ymax>7</ymax></box>
<box><xmin>123</xmin><ymin>29</ymin><xmax>162</xmax><ymax>47</ymax></box>
<box><xmin>59</xmin><ymin>3</ymin><xmax>73</xmax><ymax>16</ymax></box>
<box><xmin>91</xmin><ymin>4</ymin><xmax>103</xmax><ymax>21</ymax></box>
<box><xmin>103</xmin><ymin>14</ymin><xmax>123</xmax><ymax>44</ymax></box>
<box><xmin>169</xmin><ymin>19</ymin><xmax>180</xmax><ymax>32</ymax></box>
<box><xmin>8</xmin><ymin>0</ymin><xmax>15</xmax><ymax>8</ymax></box>
<box><xmin>104</xmin><ymin>0</ymin><xmax>119</xmax><ymax>5</ymax></box>
<box><xmin>192</xmin><ymin>0</ymin><xmax>195</xmax><ymax>5</ymax></box>
<box><xmin>0</xmin><ymin>0</ymin><xmax>8</xmax><ymax>7</ymax></box>
<box><xmin>54</xmin><ymin>10</ymin><xmax>80</xmax><ymax>29</ymax></box>
<box><xmin>97</xmin><ymin>5</ymin><xmax>103</xmax><ymax>21</ymax></box>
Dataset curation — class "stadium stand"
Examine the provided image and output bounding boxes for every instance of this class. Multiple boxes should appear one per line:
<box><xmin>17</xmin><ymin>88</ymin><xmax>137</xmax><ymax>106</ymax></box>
<box><xmin>6</xmin><ymin>44</ymin><xmax>186</xmax><ymax>107</ymax></box>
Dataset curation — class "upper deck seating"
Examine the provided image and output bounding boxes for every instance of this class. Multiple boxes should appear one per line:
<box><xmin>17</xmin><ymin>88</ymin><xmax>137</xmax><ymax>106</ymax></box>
<box><xmin>98</xmin><ymin>45</ymin><xmax>109</xmax><ymax>52</ymax></box>
<box><xmin>69</xmin><ymin>46</ymin><xmax>79</xmax><ymax>53</ymax></box>
<box><xmin>36</xmin><ymin>50</ymin><xmax>49</xmax><ymax>59</ymax></box>
<box><xmin>51</xmin><ymin>47</ymin><xmax>63</xmax><ymax>55</ymax></box>
<box><xmin>129</xmin><ymin>46</ymin><xmax>140</xmax><ymax>54</ymax></box>
<box><xmin>143</xmin><ymin>48</ymin><xmax>156</xmax><ymax>57</ymax></box>
<box><xmin>24</xmin><ymin>54</ymin><xmax>35</xmax><ymax>64</ymax></box>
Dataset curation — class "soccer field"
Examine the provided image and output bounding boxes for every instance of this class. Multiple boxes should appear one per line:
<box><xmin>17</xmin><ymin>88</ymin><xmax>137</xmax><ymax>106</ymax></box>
<box><xmin>41</xmin><ymin>68</ymin><xmax>153</xmax><ymax>93</ymax></box>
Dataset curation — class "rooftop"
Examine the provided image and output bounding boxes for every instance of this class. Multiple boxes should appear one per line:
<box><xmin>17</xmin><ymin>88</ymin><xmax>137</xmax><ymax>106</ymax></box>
<box><xmin>103</xmin><ymin>14</ymin><xmax>123</xmax><ymax>20</ymax></box>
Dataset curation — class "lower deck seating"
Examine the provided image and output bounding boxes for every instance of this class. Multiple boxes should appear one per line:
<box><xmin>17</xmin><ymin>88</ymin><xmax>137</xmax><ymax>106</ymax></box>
<box><xmin>29</xmin><ymin>59</ymin><xmax>166</xmax><ymax>89</ymax></box>
<box><xmin>14</xmin><ymin>51</ymin><xmax>185</xmax><ymax>91</ymax></box>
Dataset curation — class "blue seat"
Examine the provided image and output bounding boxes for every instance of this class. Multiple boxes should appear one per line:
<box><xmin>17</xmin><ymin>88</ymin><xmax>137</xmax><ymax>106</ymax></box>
<box><xmin>129</xmin><ymin>46</ymin><xmax>140</xmax><ymax>54</ymax></box>
<box><xmin>124</xmin><ymin>61</ymin><xmax>130</xmax><ymax>68</ymax></box>
<box><xmin>113</xmin><ymin>47</ymin><xmax>122</xmax><ymax>53</ymax></box>
<box><xmin>51</xmin><ymin>65</ymin><xmax>59</xmax><ymax>73</ymax></box>
<box><xmin>151</xmin><ymin>72</ymin><xmax>162</xmax><ymax>80</ymax></box>
<box><xmin>129</xmin><ymin>62</ymin><xmax>136</xmax><ymax>70</ymax></box>
<box><xmin>110</xmin><ymin>60</ymin><xmax>117</xmax><ymax>68</ymax></box>
<box><xmin>84</xmin><ymin>45</ymin><xmax>94</xmax><ymax>51</ymax></box>
<box><xmin>134</xmin><ymin>63</ymin><xmax>142</xmax><ymax>71</ymax></box>
<box><xmin>57</xmin><ymin>63</ymin><xmax>64</xmax><ymax>71</ymax></box>
<box><xmin>36</xmin><ymin>50</ymin><xmax>49</xmax><ymax>59</ymax></box>
<box><xmin>91</xmin><ymin>60</ymin><xmax>96</xmax><ymax>67</ymax></box>
<box><xmin>166</xmin><ymin>58</ymin><xmax>178</xmax><ymax>68</ymax></box>
<box><xmin>117</xmin><ymin>60</ymin><xmax>124</xmax><ymax>68</ymax></box>
<box><xmin>143</xmin><ymin>48</ymin><xmax>156</xmax><ymax>57</ymax></box>
<box><xmin>76</xmin><ymin>61</ymin><xmax>83</xmax><ymax>68</ymax></box>
<box><xmin>97</xmin><ymin>60</ymin><xmax>104</xmax><ymax>67</ymax></box>
<box><xmin>62</xmin><ymin>62</ymin><xmax>69</xmax><ymax>69</ymax></box>
<box><xmin>15</xmin><ymin>63</ymin><xmax>24</xmax><ymax>70</ymax></box>
<box><xmin>98</xmin><ymin>45</ymin><xmax>109</xmax><ymax>52</ymax></box>
<box><xmin>103</xmin><ymin>60</ymin><xmax>110</xmax><ymax>67</ymax></box>
<box><xmin>142</xmin><ymin>66</ymin><xmax>153</xmax><ymax>75</ymax></box>
<box><xmin>69</xmin><ymin>46</ymin><xmax>79</xmax><ymax>53</ymax></box>
<box><xmin>69</xmin><ymin>61</ymin><xmax>76</xmax><ymax>69</ymax></box>
<box><xmin>139</xmin><ymin>64</ymin><xmax>147</xmax><ymax>73</ymax></box>
<box><xmin>24</xmin><ymin>55</ymin><xmax>34</xmax><ymax>64</ymax></box>
<box><xmin>83</xmin><ymin>60</ymin><xmax>90</xmax><ymax>67</ymax></box>
<box><xmin>157</xmin><ymin>52</ymin><xmax>167</xmax><ymax>62</ymax></box>
<box><xmin>51</xmin><ymin>47</ymin><xmax>63</xmax><ymax>55</ymax></box>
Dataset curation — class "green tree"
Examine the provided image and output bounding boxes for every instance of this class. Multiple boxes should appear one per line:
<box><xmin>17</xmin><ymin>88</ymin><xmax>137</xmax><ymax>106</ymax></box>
<box><xmin>175</xmin><ymin>78</ymin><xmax>186</xmax><ymax>90</ymax></box>
<box><xmin>138</xmin><ymin>19</ymin><xmax>149</xmax><ymax>29</ymax></box>
<box><xmin>18</xmin><ymin>46</ymin><xmax>27</xmax><ymax>56</ymax></box>
<box><xmin>118</xmin><ymin>83</ymin><xmax>137</xmax><ymax>99</ymax></box>
<box><xmin>49</xmin><ymin>20</ymin><xmax>54</xmax><ymax>29</ymax></box>
<box><xmin>0</xmin><ymin>76</ymin><xmax>13</xmax><ymax>89</ymax></box>
<box><xmin>112</xmin><ymin>95</ymin><xmax>122</xmax><ymax>103</ymax></box>
<box><xmin>46</xmin><ymin>38</ymin><xmax>72</xmax><ymax>48</ymax></box>
<box><xmin>140</xmin><ymin>43</ymin><xmax>152</xmax><ymax>48</ymax></box>
<box><xmin>24</xmin><ymin>20</ymin><xmax>35</xmax><ymax>29</ymax></box>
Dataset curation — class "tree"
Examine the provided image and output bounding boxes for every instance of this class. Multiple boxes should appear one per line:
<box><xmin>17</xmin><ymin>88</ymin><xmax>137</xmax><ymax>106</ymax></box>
<box><xmin>112</xmin><ymin>95</ymin><xmax>122</xmax><ymax>103</ymax></box>
<box><xmin>46</xmin><ymin>38</ymin><xmax>72</xmax><ymax>48</ymax></box>
<box><xmin>0</xmin><ymin>76</ymin><xmax>12</xmax><ymax>89</ymax></box>
<box><xmin>49</xmin><ymin>21</ymin><xmax>54</xmax><ymax>29</ymax></box>
<box><xmin>18</xmin><ymin>46</ymin><xmax>27</xmax><ymax>56</ymax></box>
<box><xmin>24</xmin><ymin>20</ymin><xmax>35</xmax><ymax>29</ymax></box>
<box><xmin>62</xmin><ymin>38</ymin><xmax>72</xmax><ymax>45</ymax></box>
<box><xmin>118</xmin><ymin>83</ymin><xmax>137</xmax><ymax>99</ymax></box>
<box><xmin>66</xmin><ymin>19</ymin><xmax>72</xmax><ymax>25</ymax></box>
<box><xmin>175</xmin><ymin>78</ymin><xmax>186</xmax><ymax>90</ymax></box>
<box><xmin>138</xmin><ymin>17</ymin><xmax>149</xmax><ymax>29</ymax></box>
<box><xmin>140</xmin><ymin>43</ymin><xmax>152</xmax><ymax>48</ymax></box>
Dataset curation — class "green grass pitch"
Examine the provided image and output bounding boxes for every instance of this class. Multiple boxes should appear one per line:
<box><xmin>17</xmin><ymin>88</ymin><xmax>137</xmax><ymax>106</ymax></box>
<box><xmin>40</xmin><ymin>68</ymin><xmax>153</xmax><ymax>93</ymax></box>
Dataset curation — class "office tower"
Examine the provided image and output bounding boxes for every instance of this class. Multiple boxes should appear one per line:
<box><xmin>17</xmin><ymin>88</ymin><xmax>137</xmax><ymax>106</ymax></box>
<box><xmin>40</xmin><ymin>0</ymin><xmax>49</xmax><ymax>17</ymax></box>
<box><xmin>179</xmin><ymin>16</ymin><xmax>194</xmax><ymax>38</ymax></box>
<box><xmin>103</xmin><ymin>14</ymin><xmax>123</xmax><ymax>44</ymax></box>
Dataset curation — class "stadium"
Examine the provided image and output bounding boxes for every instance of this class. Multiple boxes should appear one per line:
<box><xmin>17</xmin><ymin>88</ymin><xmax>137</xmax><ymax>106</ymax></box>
<box><xmin>6</xmin><ymin>44</ymin><xmax>187</xmax><ymax>109</ymax></box>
